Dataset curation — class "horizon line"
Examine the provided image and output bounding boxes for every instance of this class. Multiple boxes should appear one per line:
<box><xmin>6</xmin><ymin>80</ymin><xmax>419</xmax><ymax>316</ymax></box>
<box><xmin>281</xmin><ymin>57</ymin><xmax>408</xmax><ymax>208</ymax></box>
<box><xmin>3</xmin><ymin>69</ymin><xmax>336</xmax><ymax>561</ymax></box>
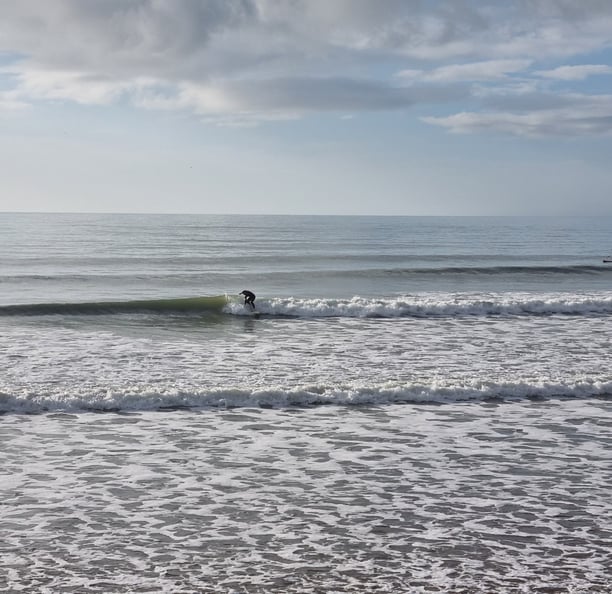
<box><xmin>0</xmin><ymin>211</ymin><xmax>606</xmax><ymax>218</ymax></box>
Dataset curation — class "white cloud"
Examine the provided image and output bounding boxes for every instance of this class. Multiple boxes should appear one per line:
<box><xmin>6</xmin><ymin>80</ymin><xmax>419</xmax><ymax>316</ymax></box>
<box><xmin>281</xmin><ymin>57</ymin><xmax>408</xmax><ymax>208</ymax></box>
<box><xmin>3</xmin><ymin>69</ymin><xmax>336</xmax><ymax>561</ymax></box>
<box><xmin>0</xmin><ymin>92</ymin><xmax>28</xmax><ymax>112</ymax></box>
<box><xmin>536</xmin><ymin>64</ymin><xmax>612</xmax><ymax>80</ymax></box>
<box><xmin>10</xmin><ymin>67</ymin><xmax>130</xmax><ymax>105</ymax></box>
<box><xmin>397</xmin><ymin>60</ymin><xmax>532</xmax><ymax>83</ymax></box>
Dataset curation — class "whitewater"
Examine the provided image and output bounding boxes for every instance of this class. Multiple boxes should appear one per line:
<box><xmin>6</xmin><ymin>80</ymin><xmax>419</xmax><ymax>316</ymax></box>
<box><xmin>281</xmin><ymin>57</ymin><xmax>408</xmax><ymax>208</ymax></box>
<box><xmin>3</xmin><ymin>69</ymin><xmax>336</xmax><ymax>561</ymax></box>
<box><xmin>1</xmin><ymin>213</ymin><xmax>611</xmax><ymax>592</ymax></box>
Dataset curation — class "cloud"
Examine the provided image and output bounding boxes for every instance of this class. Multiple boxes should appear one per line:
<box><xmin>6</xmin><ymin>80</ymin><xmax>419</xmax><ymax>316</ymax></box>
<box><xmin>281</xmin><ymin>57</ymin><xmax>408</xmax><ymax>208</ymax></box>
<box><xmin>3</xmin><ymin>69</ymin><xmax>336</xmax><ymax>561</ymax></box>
<box><xmin>3</xmin><ymin>61</ymin><xmax>468</xmax><ymax>121</ymax></box>
<box><xmin>536</xmin><ymin>64</ymin><xmax>612</xmax><ymax>80</ymax></box>
<box><xmin>397</xmin><ymin>60</ymin><xmax>532</xmax><ymax>83</ymax></box>
<box><xmin>5</xmin><ymin>2</ymin><xmax>612</xmax><ymax>75</ymax></box>
<box><xmin>135</xmin><ymin>76</ymin><xmax>469</xmax><ymax>124</ymax></box>
<box><xmin>0</xmin><ymin>1</ymin><xmax>256</xmax><ymax>77</ymax></box>
<box><xmin>0</xmin><ymin>91</ymin><xmax>28</xmax><ymax>113</ymax></box>
<box><xmin>7</xmin><ymin>67</ymin><xmax>136</xmax><ymax>105</ymax></box>
<box><xmin>1</xmin><ymin>0</ymin><xmax>612</xmax><ymax>135</ymax></box>
<box><xmin>423</xmin><ymin>94</ymin><xmax>612</xmax><ymax>137</ymax></box>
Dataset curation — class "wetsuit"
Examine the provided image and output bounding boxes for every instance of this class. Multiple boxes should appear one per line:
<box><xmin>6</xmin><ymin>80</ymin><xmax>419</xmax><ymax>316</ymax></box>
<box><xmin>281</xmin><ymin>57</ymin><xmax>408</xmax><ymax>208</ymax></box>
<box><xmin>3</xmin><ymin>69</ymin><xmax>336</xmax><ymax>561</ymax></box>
<box><xmin>240</xmin><ymin>290</ymin><xmax>256</xmax><ymax>309</ymax></box>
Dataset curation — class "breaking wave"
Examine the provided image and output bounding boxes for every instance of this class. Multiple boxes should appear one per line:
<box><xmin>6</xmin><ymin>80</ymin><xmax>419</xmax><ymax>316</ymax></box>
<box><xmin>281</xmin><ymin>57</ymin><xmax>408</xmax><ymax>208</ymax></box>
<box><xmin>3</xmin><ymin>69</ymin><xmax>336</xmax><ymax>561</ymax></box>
<box><xmin>226</xmin><ymin>294</ymin><xmax>612</xmax><ymax>318</ymax></box>
<box><xmin>1</xmin><ymin>379</ymin><xmax>610</xmax><ymax>414</ymax></box>
<box><xmin>3</xmin><ymin>293</ymin><xmax>612</xmax><ymax>318</ymax></box>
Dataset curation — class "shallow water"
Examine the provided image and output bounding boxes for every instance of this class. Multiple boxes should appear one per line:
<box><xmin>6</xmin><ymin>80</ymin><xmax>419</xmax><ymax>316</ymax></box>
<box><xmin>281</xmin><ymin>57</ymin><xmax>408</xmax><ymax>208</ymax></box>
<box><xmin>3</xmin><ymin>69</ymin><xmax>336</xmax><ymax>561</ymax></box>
<box><xmin>2</xmin><ymin>399</ymin><xmax>610</xmax><ymax>593</ymax></box>
<box><xmin>2</xmin><ymin>213</ymin><xmax>612</xmax><ymax>592</ymax></box>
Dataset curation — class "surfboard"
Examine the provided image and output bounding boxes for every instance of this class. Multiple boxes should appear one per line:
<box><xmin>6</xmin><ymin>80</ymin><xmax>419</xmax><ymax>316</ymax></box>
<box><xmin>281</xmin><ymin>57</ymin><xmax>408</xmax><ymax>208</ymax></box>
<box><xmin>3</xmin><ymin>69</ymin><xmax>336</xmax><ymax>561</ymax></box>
<box><xmin>243</xmin><ymin>304</ymin><xmax>260</xmax><ymax>317</ymax></box>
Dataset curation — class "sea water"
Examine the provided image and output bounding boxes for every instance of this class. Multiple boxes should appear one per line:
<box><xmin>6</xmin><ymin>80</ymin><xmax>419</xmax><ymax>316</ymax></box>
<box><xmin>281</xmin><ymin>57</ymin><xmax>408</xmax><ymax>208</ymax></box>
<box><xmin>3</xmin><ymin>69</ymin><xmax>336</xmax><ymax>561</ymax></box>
<box><xmin>1</xmin><ymin>213</ymin><xmax>611</xmax><ymax>592</ymax></box>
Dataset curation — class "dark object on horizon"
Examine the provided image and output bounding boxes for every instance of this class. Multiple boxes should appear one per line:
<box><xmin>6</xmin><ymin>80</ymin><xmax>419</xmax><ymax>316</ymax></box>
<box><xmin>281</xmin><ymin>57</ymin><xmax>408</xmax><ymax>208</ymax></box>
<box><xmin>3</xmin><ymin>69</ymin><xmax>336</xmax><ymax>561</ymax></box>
<box><xmin>240</xmin><ymin>290</ymin><xmax>256</xmax><ymax>309</ymax></box>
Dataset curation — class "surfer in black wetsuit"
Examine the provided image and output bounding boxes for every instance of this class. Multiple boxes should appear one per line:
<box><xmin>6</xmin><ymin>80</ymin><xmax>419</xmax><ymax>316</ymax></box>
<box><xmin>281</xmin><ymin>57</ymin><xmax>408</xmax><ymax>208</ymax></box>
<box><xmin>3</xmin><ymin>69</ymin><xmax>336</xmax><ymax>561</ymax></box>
<box><xmin>240</xmin><ymin>290</ymin><xmax>256</xmax><ymax>310</ymax></box>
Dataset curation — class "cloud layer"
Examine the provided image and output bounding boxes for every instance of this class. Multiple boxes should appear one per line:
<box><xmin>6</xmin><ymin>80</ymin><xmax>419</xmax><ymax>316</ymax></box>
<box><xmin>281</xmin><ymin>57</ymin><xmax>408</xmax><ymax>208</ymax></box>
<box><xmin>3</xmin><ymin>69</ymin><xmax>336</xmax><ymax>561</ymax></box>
<box><xmin>2</xmin><ymin>0</ymin><xmax>612</xmax><ymax>135</ymax></box>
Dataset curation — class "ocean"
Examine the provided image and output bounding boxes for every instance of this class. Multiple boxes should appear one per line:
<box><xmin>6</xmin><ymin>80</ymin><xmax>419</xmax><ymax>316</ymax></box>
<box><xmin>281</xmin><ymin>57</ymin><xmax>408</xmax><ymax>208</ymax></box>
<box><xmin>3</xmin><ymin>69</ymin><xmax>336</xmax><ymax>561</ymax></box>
<box><xmin>1</xmin><ymin>213</ymin><xmax>611</xmax><ymax>593</ymax></box>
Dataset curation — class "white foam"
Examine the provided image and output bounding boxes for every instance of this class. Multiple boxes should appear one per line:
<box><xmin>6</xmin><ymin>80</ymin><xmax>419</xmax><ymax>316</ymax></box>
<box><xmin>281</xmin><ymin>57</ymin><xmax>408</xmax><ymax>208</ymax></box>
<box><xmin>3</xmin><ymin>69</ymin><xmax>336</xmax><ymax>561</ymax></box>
<box><xmin>1</xmin><ymin>379</ymin><xmax>611</xmax><ymax>414</ymax></box>
<box><xmin>2</xmin><ymin>399</ymin><xmax>611</xmax><ymax>592</ymax></box>
<box><xmin>224</xmin><ymin>293</ymin><xmax>612</xmax><ymax>318</ymax></box>
<box><xmin>2</xmin><ymin>298</ymin><xmax>612</xmax><ymax>414</ymax></box>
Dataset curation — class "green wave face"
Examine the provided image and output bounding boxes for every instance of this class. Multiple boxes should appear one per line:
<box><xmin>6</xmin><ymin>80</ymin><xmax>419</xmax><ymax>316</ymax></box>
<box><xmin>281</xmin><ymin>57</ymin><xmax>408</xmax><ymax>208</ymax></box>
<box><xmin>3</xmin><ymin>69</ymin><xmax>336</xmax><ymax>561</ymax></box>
<box><xmin>0</xmin><ymin>295</ymin><xmax>229</xmax><ymax>316</ymax></box>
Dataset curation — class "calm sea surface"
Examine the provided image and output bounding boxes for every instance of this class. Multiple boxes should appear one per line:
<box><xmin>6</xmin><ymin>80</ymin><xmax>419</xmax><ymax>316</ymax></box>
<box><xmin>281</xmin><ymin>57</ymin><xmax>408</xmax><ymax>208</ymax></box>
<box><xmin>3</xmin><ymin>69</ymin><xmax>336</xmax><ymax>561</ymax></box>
<box><xmin>1</xmin><ymin>213</ymin><xmax>611</xmax><ymax>592</ymax></box>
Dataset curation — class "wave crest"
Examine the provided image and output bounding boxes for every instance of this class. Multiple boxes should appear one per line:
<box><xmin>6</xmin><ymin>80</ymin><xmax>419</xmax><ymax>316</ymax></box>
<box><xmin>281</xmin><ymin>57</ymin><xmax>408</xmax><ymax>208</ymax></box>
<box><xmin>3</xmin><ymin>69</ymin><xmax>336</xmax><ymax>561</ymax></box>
<box><xmin>226</xmin><ymin>294</ymin><xmax>612</xmax><ymax>318</ymax></box>
<box><xmin>1</xmin><ymin>379</ymin><xmax>610</xmax><ymax>414</ymax></box>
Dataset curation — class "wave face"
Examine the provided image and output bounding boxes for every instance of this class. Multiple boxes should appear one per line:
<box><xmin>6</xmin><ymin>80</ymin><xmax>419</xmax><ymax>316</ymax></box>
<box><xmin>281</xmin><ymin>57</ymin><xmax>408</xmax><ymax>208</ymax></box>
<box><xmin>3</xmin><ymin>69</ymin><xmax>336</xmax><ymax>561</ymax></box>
<box><xmin>0</xmin><ymin>295</ymin><xmax>228</xmax><ymax>316</ymax></box>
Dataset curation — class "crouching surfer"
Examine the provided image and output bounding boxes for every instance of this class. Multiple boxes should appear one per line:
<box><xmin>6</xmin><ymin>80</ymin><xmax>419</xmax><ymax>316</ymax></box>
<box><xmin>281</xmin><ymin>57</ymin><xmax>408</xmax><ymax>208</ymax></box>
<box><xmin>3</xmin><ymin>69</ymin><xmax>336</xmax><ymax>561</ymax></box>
<box><xmin>240</xmin><ymin>290</ymin><xmax>256</xmax><ymax>310</ymax></box>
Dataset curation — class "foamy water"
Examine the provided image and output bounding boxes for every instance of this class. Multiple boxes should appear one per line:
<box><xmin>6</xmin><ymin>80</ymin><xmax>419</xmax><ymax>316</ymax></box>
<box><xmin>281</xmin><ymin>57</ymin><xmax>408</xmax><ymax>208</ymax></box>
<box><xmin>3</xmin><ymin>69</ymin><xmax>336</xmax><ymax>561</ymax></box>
<box><xmin>2</xmin><ymin>213</ymin><xmax>612</xmax><ymax>592</ymax></box>
<box><xmin>3</xmin><ymin>294</ymin><xmax>612</xmax><ymax>414</ymax></box>
<box><xmin>2</xmin><ymin>400</ymin><xmax>610</xmax><ymax>593</ymax></box>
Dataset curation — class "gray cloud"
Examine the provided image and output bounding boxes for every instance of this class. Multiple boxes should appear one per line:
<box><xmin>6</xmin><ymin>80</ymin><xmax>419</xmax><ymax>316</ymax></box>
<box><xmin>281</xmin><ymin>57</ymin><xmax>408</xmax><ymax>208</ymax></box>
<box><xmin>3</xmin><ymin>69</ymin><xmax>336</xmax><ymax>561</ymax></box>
<box><xmin>1</xmin><ymin>0</ymin><xmax>612</xmax><ymax>134</ymax></box>
<box><xmin>3</xmin><ymin>1</ymin><xmax>612</xmax><ymax>71</ymax></box>
<box><xmin>423</xmin><ymin>94</ymin><xmax>612</xmax><ymax>137</ymax></box>
<box><xmin>200</xmin><ymin>77</ymin><xmax>469</xmax><ymax>112</ymax></box>
<box><xmin>0</xmin><ymin>1</ymin><xmax>256</xmax><ymax>78</ymax></box>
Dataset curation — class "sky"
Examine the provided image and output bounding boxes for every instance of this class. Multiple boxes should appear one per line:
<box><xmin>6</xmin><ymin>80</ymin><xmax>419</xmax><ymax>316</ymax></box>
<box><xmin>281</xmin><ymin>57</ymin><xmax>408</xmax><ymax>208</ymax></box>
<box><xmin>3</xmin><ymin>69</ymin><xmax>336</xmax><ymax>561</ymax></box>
<box><xmin>1</xmin><ymin>0</ymin><xmax>612</xmax><ymax>216</ymax></box>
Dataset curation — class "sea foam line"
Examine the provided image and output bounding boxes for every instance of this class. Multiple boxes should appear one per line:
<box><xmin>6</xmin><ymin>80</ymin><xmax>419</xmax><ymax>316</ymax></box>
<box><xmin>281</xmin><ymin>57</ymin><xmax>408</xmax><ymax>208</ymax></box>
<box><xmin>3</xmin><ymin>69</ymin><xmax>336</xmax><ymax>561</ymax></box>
<box><xmin>1</xmin><ymin>379</ymin><xmax>610</xmax><ymax>414</ymax></box>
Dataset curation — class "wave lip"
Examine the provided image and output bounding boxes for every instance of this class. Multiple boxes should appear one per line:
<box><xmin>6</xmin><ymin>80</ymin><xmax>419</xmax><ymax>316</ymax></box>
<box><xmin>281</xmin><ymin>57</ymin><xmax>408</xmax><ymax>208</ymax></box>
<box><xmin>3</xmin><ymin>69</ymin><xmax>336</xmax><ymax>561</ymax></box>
<box><xmin>1</xmin><ymin>379</ymin><xmax>610</xmax><ymax>414</ymax></box>
<box><xmin>0</xmin><ymin>295</ymin><xmax>228</xmax><ymax>316</ymax></box>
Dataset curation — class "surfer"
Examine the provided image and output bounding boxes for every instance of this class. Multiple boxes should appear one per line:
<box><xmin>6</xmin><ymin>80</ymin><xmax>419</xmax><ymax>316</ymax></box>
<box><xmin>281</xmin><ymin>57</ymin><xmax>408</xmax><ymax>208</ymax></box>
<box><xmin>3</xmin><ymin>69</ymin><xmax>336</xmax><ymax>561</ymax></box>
<box><xmin>240</xmin><ymin>290</ymin><xmax>256</xmax><ymax>310</ymax></box>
